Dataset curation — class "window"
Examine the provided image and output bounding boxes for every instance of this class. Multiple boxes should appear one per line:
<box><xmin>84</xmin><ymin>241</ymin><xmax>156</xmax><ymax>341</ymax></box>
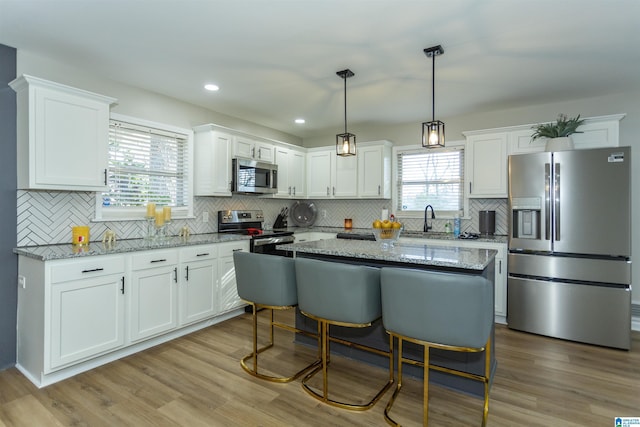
<box><xmin>395</xmin><ymin>146</ymin><xmax>464</xmax><ymax>216</ymax></box>
<box><xmin>95</xmin><ymin>114</ymin><xmax>193</xmax><ymax>220</ymax></box>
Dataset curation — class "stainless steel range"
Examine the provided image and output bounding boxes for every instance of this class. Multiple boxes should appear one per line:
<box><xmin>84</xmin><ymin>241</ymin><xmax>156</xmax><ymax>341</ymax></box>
<box><xmin>217</xmin><ymin>209</ymin><xmax>294</xmax><ymax>255</ymax></box>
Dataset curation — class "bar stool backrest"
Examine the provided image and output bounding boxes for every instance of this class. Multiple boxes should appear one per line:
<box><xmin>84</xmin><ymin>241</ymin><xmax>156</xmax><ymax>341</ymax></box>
<box><xmin>295</xmin><ymin>257</ymin><xmax>381</xmax><ymax>325</ymax></box>
<box><xmin>233</xmin><ymin>251</ymin><xmax>297</xmax><ymax>307</ymax></box>
<box><xmin>380</xmin><ymin>268</ymin><xmax>493</xmax><ymax>349</ymax></box>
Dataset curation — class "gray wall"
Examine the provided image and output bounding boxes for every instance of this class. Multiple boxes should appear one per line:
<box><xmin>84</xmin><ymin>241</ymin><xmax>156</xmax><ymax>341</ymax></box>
<box><xmin>0</xmin><ymin>44</ymin><xmax>17</xmax><ymax>369</ymax></box>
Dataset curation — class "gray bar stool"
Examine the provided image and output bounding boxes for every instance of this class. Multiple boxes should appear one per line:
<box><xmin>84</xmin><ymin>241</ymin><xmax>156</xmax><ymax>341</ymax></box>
<box><xmin>380</xmin><ymin>267</ymin><xmax>494</xmax><ymax>426</ymax></box>
<box><xmin>295</xmin><ymin>257</ymin><xmax>394</xmax><ymax>411</ymax></box>
<box><xmin>233</xmin><ymin>251</ymin><xmax>320</xmax><ymax>382</ymax></box>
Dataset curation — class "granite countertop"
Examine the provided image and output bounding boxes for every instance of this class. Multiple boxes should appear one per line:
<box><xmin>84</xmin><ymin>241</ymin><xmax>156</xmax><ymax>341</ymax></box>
<box><xmin>14</xmin><ymin>233</ymin><xmax>251</xmax><ymax>261</ymax></box>
<box><xmin>279</xmin><ymin>238</ymin><xmax>497</xmax><ymax>271</ymax></box>
<box><xmin>286</xmin><ymin>226</ymin><xmax>508</xmax><ymax>244</ymax></box>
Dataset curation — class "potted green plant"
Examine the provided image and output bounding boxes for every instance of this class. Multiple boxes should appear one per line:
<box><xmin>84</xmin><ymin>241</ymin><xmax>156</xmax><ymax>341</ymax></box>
<box><xmin>531</xmin><ymin>114</ymin><xmax>586</xmax><ymax>151</ymax></box>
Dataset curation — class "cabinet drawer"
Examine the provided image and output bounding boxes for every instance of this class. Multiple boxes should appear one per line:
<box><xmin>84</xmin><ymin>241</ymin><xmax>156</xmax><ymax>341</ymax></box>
<box><xmin>50</xmin><ymin>255</ymin><xmax>125</xmax><ymax>283</ymax></box>
<box><xmin>131</xmin><ymin>249</ymin><xmax>179</xmax><ymax>271</ymax></box>
<box><xmin>180</xmin><ymin>245</ymin><xmax>218</xmax><ymax>262</ymax></box>
<box><xmin>218</xmin><ymin>241</ymin><xmax>249</xmax><ymax>257</ymax></box>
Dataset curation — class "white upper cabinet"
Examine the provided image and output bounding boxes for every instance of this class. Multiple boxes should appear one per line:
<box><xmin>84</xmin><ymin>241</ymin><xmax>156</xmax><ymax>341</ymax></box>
<box><xmin>193</xmin><ymin>125</ymin><xmax>233</xmax><ymax>196</ymax></box>
<box><xmin>357</xmin><ymin>141</ymin><xmax>392</xmax><ymax>199</ymax></box>
<box><xmin>10</xmin><ymin>75</ymin><xmax>117</xmax><ymax>191</ymax></box>
<box><xmin>306</xmin><ymin>149</ymin><xmax>334</xmax><ymax>198</ymax></box>
<box><xmin>508</xmin><ymin>114</ymin><xmax>625</xmax><ymax>155</ymax></box>
<box><xmin>234</xmin><ymin>136</ymin><xmax>274</xmax><ymax>163</ymax></box>
<box><xmin>464</xmin><ymin>114</ymin><xmax>625</xmax><ymax>199</ymax></box>
<box><xmin>275</xmin><ymin>146</ymin><xmax>306</xmax><ymax>198</ymax></box>
<box><xmin>306</xmin><ymin>148</ymin><xmax>357</xmax><ymax>198</ymax></box>
<box><xmin>464</xmin><ymin>132</ymin><xmax>509</xmax><ymax>198</ymax></box>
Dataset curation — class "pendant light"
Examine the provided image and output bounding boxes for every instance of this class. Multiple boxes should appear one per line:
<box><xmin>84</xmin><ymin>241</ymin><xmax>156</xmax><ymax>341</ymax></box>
<box><xmin>422</xmin><ymin>45</ymin><xmax>445</xmax><ymax>148</ymax></box>
<box><xmin>336</xmin><ymin>69</ymin><xmax>356</xmax><ymax>156</ymax></box>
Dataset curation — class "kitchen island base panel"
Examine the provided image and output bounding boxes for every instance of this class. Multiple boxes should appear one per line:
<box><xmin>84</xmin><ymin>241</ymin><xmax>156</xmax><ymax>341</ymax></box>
<box><xmin>295</xmin><ymin>311</ymin><xmax>496</xmax><ymax>398</ymax></box>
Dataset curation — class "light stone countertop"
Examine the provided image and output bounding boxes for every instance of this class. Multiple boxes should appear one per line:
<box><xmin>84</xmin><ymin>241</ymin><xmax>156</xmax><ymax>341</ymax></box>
<box><xmin>279</xmin><ymin>238</ymin><xmax>497</xmax><ymax>271</ymax></box>
<box><xmin>13</xmin><ymin>233</ymin><xmax>251</xmax><ymax>261</ymax></box>
<box><xmin>285</xmin><ymin>226</ymin><xmax>508</xmax><ymax>244</ymax></box>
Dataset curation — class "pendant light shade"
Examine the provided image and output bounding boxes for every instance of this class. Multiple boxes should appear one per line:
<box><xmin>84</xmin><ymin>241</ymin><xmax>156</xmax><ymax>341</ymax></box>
<box><xmin>336</xmin><ymin>69</ymin><xmax>356</xmax><ymax>156</ymax></box>
<box><xmin>422</xmin><ymin>45</ymin><xmax>445</xmax><ymax>148</ymax></box>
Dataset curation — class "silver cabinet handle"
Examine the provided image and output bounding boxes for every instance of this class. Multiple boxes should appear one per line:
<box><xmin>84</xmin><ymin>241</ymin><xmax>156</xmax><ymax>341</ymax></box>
<box><xmin>326</xmin><ymin>186</ymin><xmax>330</xmax><ymax>196</ymax></box>
<box><xmin>185</xmin><ymin>265</ymin><xmax>189</xmax><ymax>281</ymax></box>
<box><xmin>288</xmin><ymin>186</ymin><xmax>292</xmax><ymax>195</ymax></box>
<box><xmin>82</xmin><ymin>268</ymin><xmax>104</xmax><ymax>273</ymax></box>
<box><xmin>332</xmin><ymin>187</ymin><xmax>335</xmax><ymax>196</ymax></box>
<box><xmin>293</xmin><ymin>186</ymin><xmax>296</xmax><ymax>196</ymax></box>
<box><xmin>469</xmin><ymin>182</ymin><xmax>472</xmax><ymax>194</ymax></box>
<box><xmin>120</xmin><ymin>276</ymin><xmax>125</xmax><ymax>294</ymax></box>
<box><xmin>378</xmin><ymin>185</ymin><xmax>381</xmax><ymax>195</ymax></box>
<box><xmin>499</xmin><ymin>260</ymin><xmax>502</xmax><ymax>274</ymax></box>
<box><xmin>173</xmin><ymin>267</ymin><xmax>178</xmax><ymax>283</ymax></box>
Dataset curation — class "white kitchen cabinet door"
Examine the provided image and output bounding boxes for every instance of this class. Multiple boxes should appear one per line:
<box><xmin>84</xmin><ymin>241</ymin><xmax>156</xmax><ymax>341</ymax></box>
<box><xmin>235</xmin><ymin>136</ymin><xmax>274</xmax><ymax>163</ymax></box>
<box><xmin>465</xmin><ymin>132</ymin><xmax>508</xmax><ymax>198</ymax></box>
<box><xmin>275</xmin><ymin>146</ymin><xmax>306</xmax><ymax>198</ymax></box>
<box><xmin>357</xmin><ymin>141</ymin><xmax>392</xmax><ymax>199</ymax></box>
<box><xmin>334</xmin><ymin>154</ymin><xmax>357</xmax><ymax>197</ymax></box>
<box><xmin>47</xmin><ymin>255</ymin><xmax>126</xmax><ymax>371</ymax></box>
<box><xmin>10</xmin><ymin>75</ymin><xmax>116</xmax><ymax>191</ymax></box>
<box><xmin>217</xmin><ymin>240</ymin><xmax>249</xmax><ymax>314</ymax></box>
<box><xmin>306</xmin><ymin>149</ymin><xmax>333</xmax><ymax>198</ymax></box>
<box><xmin>129</xmin><ymin>250</ymin><xmax>179</xmax><ymax>342</ymax></box>
<box><xmin>289</xmin><ymin>149</ymin><xmax>306</xmax><ymax>197</ymax></box>
<box><xmin>193</xmin><ymin>126</ymin><xmax>233</xmax><ymax>196</ymax></box>
<box><xmin>49</xmin><ymin>273</ymin><xmax>125</xmax><ymax>370</ymax></box>
<box><xmin>179</xmin><ymin>245</ymin><xmax>218</xmax><ymax>326</ymax></box>
<box><xmin>275</xmin><ymin>146</ymin><xmax>292</xmax><ymax>197</ymax></box>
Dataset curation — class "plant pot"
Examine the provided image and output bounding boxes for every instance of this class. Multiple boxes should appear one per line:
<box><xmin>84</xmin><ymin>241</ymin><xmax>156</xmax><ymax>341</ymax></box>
<box><xmin>545</xmin><ymin>136</ymin><xmax>574</xmax><ymax>152</ymax></box>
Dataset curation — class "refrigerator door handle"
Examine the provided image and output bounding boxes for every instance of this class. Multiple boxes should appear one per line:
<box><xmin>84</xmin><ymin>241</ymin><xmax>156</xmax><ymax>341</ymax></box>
<box><xmin>545</xmin><ymin>162</ymin><xmax>551</xmax><ymax>240</ymax></box>
<box><xmin>555</xmin><ymin>163</ymin><xmax>560</xmax><ymax>241</ymax></box>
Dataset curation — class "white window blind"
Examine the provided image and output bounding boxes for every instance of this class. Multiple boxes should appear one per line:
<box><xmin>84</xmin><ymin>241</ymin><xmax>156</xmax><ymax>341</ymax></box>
<box><xmin>396</xmin><ymin>148</ymin><xmax>464</xmax><ymax>214</ymax></box>
<box><xmin>100</xmin><ymin>119</ymin><xmax>190</xmax><ymax>217</ymax></box>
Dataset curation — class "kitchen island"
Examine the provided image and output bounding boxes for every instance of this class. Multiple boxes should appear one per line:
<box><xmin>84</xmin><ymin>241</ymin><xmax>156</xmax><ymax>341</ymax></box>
<box><xmin>279</xmin><ymin>238</ymin><xmax>497</xmax><ymax>398</ymax></box>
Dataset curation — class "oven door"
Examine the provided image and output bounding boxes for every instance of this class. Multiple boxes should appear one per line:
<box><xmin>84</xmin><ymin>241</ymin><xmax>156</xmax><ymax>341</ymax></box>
<box><xmin>251</xmin><ymin>235</ymin><xmax>294</xmax><ymax>256</ymax></box>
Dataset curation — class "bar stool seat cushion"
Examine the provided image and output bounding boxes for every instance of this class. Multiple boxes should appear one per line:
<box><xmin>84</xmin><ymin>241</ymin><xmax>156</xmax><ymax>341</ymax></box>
<box><xmin>380</xmin><ymin>268</ymin><xmax>493</xmax><ymax>349</ymax></box>
<box><xmin>295</xmin><ymin>257</ymin><xmax>381</xmax><ymax>325</ymax></box>
<box><xmin>234</xmin><ymin>251</ymin><xmax>297</xmax><ymax>307</ymax></box>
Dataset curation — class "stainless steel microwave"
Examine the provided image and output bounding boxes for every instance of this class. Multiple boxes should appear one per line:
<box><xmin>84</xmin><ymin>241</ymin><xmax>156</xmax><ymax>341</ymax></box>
<box><xmin>232</xmin><ymin>158</ymin><xmax>278</xmax><ymax>194</ymax></box>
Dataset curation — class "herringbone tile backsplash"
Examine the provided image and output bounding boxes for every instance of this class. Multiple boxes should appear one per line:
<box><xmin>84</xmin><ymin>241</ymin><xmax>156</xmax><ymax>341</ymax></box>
<box><xmin>17</xmin><ymin>191</ymin><xmax>508</xmax><ymax>246</ymax></box>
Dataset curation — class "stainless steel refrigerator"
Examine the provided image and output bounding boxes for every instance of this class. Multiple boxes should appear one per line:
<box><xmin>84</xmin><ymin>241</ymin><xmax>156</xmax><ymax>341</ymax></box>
<box><xmin>508</xmin><ymin>147</ymin><xmax>632</xmax><ymax>349</ymax></box>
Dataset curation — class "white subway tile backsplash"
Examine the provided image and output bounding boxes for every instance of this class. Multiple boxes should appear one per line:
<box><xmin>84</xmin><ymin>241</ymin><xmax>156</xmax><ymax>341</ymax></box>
<box><xmin>17</xmin><ymin>191</ymin><xmax>508</xmax><ymax>246</ymax></box>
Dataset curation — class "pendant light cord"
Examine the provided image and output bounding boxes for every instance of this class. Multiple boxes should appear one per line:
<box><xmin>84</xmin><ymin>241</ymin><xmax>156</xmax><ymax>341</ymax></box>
<box><xmin>431</xmin><ymin>53</ymin><xmax>436</xmax><ymax>122</ymax></box>
<box><xmin>343</xmin><ymin>76</ymin><xmax>348</xmax><ymax>134</ymax></box>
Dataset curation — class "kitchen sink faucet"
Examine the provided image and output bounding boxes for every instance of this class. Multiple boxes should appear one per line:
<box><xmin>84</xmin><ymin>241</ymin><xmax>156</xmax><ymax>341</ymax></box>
<box><xmin>424</xmin><ymin>205</ymin><xmax>435</xmax><ymax>232</ymax></box>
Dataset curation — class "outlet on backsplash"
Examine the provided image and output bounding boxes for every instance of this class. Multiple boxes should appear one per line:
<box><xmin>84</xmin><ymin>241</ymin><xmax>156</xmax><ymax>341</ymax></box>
<box><xmin>203</xmin><ymin>211</ymin><xmax>209</xmax><ymax>223</ymax></box>
<box><xmin>322</xmin><ymin>209</ymin><xmax>327</xmax><ymax>218</ymax></box>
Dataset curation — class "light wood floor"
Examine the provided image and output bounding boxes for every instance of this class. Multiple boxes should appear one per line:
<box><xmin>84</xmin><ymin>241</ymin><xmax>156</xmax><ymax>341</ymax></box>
<box><xmin>1</xmin><ymin>311</ymin><xmax>639</xmax><ymax>426</ymax></box>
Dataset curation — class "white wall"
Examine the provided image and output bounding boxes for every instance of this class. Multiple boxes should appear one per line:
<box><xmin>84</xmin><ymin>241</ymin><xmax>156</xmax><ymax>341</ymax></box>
<box><xmin>16</xmin><ymin>50</ymin><xmax>303</xmax><ymax>146</ymax></box>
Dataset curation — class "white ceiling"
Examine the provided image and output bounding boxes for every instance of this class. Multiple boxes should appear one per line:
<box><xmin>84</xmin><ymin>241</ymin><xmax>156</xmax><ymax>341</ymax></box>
<box><xmin>1</xmin><ymin>0</ymin><xmax>639</xmax><ymax>139</ymax></box>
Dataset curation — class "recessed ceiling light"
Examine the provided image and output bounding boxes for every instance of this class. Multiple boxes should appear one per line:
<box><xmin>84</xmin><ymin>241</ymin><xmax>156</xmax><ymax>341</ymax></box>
<box><xmin>204</xmin><ymin>83</ymin><xmax>219</xmax><ymax>91</ymax></box>
<box><xmin>295</xmin><ymin>118</ymin><xmax>305</xmax><ymax>124</ymax></box>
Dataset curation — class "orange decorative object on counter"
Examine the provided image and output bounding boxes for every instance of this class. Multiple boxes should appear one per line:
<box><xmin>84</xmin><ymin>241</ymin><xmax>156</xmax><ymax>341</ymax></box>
<box><xmin>72</xmin><ymin>226</ymin><xmax>90</xmax><ymax>246</ymax></box>
<box><xmin>344</xmin><ymin>218</ymin><xmax>352</xmax><ymax>229</ymax></box>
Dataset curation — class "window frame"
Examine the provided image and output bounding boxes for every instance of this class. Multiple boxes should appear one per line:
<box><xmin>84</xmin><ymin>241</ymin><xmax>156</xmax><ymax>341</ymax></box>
<box><xmin>391</xmin><ymin>140</ymin><xmax>468</xmax><ymax>220</ymax></box>
<box><xmin>94</xmin><ymin>113</ymin><xmax>194</xmax><ymax>221</ymax></box>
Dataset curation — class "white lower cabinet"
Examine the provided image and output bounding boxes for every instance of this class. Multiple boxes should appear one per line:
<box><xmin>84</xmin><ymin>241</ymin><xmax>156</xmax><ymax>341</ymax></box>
<box><xmin>217</xmin><ymin>240</ymin><xmax>249</xmax><ymax>313</ymax></box>
<box><xmin>16</xmin><ymin>239</ymin><xmax>249</xmax><ymax>387</ymax></box>
<box><xmin>129</xmin><ymin>249</ymin><xmax>180</xmax><ymax>342</ymax></box>
<box><xmin>48</xmin><ymin>256</ymin><xmax>126</xmax><ymax>371</ymax></box>
<box><xmin>179</xmin><ymin>245</ymin><xmax>218</xmax><ymax>326</ymax></box>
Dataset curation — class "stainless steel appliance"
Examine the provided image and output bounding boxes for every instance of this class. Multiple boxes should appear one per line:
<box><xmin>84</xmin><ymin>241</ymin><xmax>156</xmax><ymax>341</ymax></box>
<box><xmin>217</xmin><ymin>209</ymin><xmax>294</xmax><ymax>255</ymax></box>
<box><xmin>508</xmin><ymin>147</ymin><xmax>632</xmax><ymax>349</ymax></box>
<box><xmin>232</xmin><ymin>158</ymin><xmax>278</xmax><ymax>194</ymax></box>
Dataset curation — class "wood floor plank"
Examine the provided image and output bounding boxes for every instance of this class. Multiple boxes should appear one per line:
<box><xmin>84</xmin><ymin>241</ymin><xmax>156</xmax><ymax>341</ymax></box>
<box><xmin>0</xmin><ymin>311</ymin><xmax>638</xmax><ymax>426</ymax></box>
